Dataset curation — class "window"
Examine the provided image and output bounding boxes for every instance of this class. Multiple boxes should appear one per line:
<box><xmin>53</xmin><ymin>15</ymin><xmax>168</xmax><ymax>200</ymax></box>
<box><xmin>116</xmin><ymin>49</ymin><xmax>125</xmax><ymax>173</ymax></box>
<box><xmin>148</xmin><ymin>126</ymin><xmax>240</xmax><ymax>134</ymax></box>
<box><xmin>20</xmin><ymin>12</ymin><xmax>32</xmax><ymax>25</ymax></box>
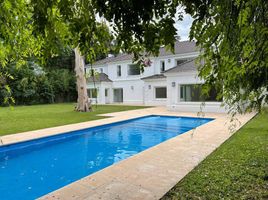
<box><xmin>160</xmin><ymin>61</ymin><xmax>165</xmax><ymax>73</ymax></box>
<box><xmin>179</xmin><ymin>84</ymin><xmax>221</xmax><ymax>102</ymax></box>
<box><xmin>117</xmin><ymin>65</ymin><xmax>121</xmax><ymax>77</ymax></box>
<box><xmin>155</xmin><ymin>87</ymin><xmax>167</xmax><ymax>99</ymax></box>
<box><xmin>105</xmin><ymin>89</ymin><xmax>108</xmax><ymax>97</ymax></box>
<box><xmin>113</xmin><ymin>88</ymin><xmax>123</xmax><ymax>102</ymax></box>
<box><xmin>128</xmin><ymin>64</ymin><xmax>140</xmax><ymax>75</ymax></box>
<box><xmin>180</xmin><ymin>85</ymin><xmax>184</xmax><ymax>100</ymax></box>
<box><xmin>176</xmin><ymin>59</ymin><xmax>188</xmax><ymax>66</ymax></box>
<box><xmin>87</xmin><ymin>88</ymin><xmax>98</xmax><ymax>98</ymax></box>
<box><xmin>100</xmin><ymin>68</ymin><xmax>103</xmax><ymax>73</ymax></box>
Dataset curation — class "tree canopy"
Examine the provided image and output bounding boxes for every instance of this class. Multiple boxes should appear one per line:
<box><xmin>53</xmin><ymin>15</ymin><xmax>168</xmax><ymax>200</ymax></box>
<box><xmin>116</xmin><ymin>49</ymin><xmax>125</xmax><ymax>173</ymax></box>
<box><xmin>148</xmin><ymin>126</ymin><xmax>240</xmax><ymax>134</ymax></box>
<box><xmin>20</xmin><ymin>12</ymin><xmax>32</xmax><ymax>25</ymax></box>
<box><xmin>0</xmin><ymin>0</ymin><xmax>267</xmax><ymax>114</ymax></box>
<box><xmin>184</xmin><ymin>0</ymin><xmax>268</xmax><ymax>114</ymax></box>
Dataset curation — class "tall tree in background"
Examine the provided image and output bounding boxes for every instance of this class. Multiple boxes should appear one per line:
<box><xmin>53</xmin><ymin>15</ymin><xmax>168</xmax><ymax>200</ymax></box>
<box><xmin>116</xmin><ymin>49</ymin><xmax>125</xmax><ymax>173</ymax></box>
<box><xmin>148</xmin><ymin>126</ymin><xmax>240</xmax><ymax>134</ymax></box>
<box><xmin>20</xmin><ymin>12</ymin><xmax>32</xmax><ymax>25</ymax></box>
<box><xmin>30</xmin><ymin>1</ymin><xmax>114</xmax><ymax>112</ymax></box>
<box><xmin>0</xmin><ymin>0</ymin><xmax>42</xmax><ymax>104</ymax></box>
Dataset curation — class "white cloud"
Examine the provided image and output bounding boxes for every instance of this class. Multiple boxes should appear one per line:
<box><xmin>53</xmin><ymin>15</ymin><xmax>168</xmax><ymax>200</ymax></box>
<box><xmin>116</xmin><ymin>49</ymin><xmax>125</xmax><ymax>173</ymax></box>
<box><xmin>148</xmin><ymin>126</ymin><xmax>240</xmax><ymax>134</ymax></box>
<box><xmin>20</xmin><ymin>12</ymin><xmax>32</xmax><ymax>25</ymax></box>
<box><xmin>174</xmin><ymin>13</ymin><xmax>193</xmax><ymax>41</ymax></box>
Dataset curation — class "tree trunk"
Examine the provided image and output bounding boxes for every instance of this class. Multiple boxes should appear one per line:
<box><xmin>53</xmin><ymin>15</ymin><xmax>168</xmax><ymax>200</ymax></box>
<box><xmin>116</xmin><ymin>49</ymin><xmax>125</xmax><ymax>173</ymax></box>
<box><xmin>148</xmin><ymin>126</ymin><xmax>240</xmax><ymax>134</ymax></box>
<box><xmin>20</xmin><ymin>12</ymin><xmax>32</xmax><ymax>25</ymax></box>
<box><xmin>74</xmin><ymin>47</ymin><xmax>92</xmax><ymax>112</ymax></box>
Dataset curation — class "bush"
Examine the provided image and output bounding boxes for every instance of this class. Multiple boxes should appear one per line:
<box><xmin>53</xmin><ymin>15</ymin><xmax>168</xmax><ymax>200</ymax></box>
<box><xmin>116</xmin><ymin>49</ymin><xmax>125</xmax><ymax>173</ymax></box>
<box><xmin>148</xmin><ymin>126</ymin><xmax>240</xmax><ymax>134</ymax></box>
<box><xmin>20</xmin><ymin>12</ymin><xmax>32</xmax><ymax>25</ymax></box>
<box><xmin>47</xmin><ymin>69</ymin><xmax>77</xmax><ymax>103</ymax></box>
<box><xmin>0</xmin><ymin>62</ymin><xmax>77</xmax><ymax>106</ymax></box>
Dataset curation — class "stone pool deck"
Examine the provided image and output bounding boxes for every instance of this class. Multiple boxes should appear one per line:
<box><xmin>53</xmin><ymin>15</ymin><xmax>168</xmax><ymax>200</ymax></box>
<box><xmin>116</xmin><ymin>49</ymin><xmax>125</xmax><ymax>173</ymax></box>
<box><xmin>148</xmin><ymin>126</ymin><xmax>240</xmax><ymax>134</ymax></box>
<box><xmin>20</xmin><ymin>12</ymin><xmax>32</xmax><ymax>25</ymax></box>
<box><xmin>1</xmin><ymin>107</ymin><xmax>256</xmax><ymax>200</ymax></box>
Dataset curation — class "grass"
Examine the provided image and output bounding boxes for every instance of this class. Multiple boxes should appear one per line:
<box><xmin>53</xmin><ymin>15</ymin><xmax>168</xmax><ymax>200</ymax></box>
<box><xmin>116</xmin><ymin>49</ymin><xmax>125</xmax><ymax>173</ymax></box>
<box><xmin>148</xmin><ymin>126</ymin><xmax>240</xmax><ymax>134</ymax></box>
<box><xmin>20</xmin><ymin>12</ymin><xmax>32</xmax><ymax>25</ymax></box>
<box><xmin>0</xmin><ymin>103</ymin><xmax>149</xmax><ymax>136</ymax></box>
<box><xmin>162</xmin><ymin>110</ymin><xmax>268</xmax><ymax>200</ymax></box>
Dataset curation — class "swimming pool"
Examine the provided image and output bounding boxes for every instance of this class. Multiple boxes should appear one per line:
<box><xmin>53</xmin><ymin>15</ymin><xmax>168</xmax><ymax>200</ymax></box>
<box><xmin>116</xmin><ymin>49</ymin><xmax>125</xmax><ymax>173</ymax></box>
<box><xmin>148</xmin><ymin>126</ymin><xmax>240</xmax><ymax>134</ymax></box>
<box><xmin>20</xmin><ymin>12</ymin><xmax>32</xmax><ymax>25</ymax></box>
<box><xmin>0</xmin><ymin>115</ymin><xmax>213</xmax><ymax>200</ymax></box>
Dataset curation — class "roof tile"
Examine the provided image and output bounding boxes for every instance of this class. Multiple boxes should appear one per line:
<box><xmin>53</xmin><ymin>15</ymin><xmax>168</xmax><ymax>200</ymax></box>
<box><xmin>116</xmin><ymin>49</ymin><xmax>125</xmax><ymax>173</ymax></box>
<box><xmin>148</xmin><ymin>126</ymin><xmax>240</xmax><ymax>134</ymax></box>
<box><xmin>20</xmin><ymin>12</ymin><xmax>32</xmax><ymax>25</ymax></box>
<box><xmin>141</xmin><ymin>74</ymin><xmax>166</xmax><ymax>80</ymax></box>
<box><xmin>92</xmin><ymin>41</ymin><xmax>197</xmax><ymax>66</ymax></box>
<box><xmin>87</xmin><ymin>73</ymin><xmax>112</xmax><ymax>83</ymax></box>
<box><xmin>164</xmin><ymin>59</ymin><xmax>198</xmax><ymax>73</ymax></box>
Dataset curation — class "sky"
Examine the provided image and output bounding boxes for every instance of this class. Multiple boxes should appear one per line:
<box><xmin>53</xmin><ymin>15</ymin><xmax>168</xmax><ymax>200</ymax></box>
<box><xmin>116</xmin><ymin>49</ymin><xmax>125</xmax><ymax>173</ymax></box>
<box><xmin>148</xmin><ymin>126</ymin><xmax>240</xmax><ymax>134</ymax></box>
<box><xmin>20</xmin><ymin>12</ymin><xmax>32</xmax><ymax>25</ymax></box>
<box><xmin>98</xmin><ymin>12</ymin><xmax>194</xmax><ymax>42</ymax></box>
<box><xmin>174</xmin><ymin>13</ymin><xmax>193</xmax><ymax>41</ymax></box>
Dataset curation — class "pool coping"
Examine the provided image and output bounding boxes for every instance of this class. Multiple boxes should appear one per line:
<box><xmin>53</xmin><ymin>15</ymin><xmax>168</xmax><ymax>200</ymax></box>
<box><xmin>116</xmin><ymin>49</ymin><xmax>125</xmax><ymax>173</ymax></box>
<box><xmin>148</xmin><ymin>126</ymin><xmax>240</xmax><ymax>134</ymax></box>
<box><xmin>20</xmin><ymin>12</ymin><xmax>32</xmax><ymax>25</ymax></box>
<box><xmin>0</xmin><ymin>114</ymin><xmax>214</xmax><ymax>150</ymax></box>
<box><xmin>0</xmin><ymin>108</ymin><xmax>163</xmax><ymax>146</ymax></box>
<box><xmin>0</xmin><ymin>107</ymin><xmax>256</xmax><ymax>200</ymax></box>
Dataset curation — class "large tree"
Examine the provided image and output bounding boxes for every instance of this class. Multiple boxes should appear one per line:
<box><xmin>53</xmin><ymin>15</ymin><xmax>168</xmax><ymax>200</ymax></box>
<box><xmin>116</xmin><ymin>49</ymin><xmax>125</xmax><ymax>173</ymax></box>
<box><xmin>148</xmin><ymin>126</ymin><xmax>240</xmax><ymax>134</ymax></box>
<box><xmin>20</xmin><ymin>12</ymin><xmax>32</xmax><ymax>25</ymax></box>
<box><xmin>30</xmin><ymin>0</ymin><xmax>114</xmax><ymax>112</ymax></box>
<box><xmin>1</xmin><ymin>0</ymin><xmax>267</xmax><ymax>114</ymax></box>
<box><xmin>183</xmin><ymin>0</ymin><xmax>268</xmax><ymax>115</ymax></box>
<box><xmin>0</xmin><ymin>0</ymin><xmax>42</xmax><ymax>104</ymax></box>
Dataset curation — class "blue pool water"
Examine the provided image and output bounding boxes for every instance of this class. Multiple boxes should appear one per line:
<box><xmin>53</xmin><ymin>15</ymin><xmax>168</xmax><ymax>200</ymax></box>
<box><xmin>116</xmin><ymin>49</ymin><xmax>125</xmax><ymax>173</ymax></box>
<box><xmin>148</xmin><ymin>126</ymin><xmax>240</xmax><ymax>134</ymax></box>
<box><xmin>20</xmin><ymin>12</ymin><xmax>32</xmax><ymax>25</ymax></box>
<box><xmin>0</xmin><ymin>115</ymin><xmax>213</xmax><ymax>200</ymax></box>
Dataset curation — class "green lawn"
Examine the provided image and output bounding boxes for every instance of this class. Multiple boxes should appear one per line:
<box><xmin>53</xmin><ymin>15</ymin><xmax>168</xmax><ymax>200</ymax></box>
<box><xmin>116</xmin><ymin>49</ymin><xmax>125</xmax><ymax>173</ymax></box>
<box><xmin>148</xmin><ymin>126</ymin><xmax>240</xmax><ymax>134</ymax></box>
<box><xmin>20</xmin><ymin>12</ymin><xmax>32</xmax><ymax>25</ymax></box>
<box><xmin>162</xmin><ymin>110</ymin><xmax>268</xmax><ymax>200</ymax></box>
<box><xmin>0</xmin><ymin>103</ymin><xmax>149</xmax><ymax>136</ymax></box>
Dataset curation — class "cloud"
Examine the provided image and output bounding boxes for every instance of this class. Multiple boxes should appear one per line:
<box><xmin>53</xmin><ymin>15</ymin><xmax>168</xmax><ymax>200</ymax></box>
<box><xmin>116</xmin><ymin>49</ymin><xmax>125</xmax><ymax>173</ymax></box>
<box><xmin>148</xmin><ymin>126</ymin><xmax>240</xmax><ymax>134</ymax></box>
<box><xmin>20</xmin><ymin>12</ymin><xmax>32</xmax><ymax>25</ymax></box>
<box><xmin>174</xmin><ymin>13</ymin><xmax>193</xmax><ymax>41</ymax></box>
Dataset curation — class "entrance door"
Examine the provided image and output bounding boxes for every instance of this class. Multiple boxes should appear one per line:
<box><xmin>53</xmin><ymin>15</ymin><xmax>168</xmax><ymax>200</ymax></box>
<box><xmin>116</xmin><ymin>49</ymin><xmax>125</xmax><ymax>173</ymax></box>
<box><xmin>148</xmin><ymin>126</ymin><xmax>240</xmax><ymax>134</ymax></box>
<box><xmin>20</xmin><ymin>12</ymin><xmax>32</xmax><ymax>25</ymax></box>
<box><xmin>105</xmin><ymin>88</ymin><xmax>110</xmax><ymax>104</ymax></box>
<box><xmin>113</xmin><ymin>88</ymin><xmax>123</xmax><ymax>103</ymax></box>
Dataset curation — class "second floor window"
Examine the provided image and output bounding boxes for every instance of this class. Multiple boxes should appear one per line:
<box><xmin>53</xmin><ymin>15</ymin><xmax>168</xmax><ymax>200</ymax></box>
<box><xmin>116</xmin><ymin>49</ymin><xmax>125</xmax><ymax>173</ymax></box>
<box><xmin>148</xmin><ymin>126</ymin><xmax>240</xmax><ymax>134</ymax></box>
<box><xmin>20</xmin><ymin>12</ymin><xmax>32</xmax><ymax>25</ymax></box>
<box><xmin>128</xmin><ymin>64</ymin><xmax>140</xmax><ymax>75</ymax></box>
<box><xmin>117</xmin><ymin>65</ymin><xmax>121</xmax><ymax>77</ymax></box>
<box><xmin>160</xmin><ymin>61</ymin><xmax>165</xmax><ymax>73</ymax></box>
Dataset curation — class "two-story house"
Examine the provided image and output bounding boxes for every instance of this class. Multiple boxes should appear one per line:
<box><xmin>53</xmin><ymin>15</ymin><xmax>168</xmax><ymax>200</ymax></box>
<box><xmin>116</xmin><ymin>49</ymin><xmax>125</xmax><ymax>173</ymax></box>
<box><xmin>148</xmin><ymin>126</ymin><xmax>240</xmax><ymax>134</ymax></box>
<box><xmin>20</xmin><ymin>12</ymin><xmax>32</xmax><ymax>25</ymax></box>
<box><xmin>85</xmin><ymin>41</ymin><xmax>225</xmax><ymax>113</ymax></box>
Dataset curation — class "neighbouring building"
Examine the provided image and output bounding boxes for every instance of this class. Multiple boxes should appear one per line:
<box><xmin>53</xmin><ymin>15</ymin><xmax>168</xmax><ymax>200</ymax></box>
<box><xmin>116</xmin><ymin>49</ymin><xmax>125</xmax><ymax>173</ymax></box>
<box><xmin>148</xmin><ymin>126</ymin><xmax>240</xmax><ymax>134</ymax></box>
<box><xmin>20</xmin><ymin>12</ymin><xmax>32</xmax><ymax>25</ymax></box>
<box><xmin>85</xmin><ymin>41</ymin><xmax>225</xmax><ymax>113</ymax></box>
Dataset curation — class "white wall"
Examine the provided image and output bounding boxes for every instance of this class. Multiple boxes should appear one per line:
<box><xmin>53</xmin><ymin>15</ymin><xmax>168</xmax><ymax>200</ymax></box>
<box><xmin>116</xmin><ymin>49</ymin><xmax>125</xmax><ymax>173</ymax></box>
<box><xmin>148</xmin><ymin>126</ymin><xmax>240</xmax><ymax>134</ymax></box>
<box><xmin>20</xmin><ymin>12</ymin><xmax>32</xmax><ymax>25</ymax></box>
<box><xmin>112</xmin><ymin>79</ymin><xmax>144</xmax><ymax>104</ymax></box>
<box><xmin>107</xmin><ymin>60</ymin><xmax>156</xmax><ymax>81</ymax></box>
<box><xmin>143</xmin><ymin>79</ymin><xmax>167</xmax><ymax>106</ymax></box>
<box><xmin>153</xmin><ymin>52</ymin><xmax>198</xmax><ymax>74</ymax></box>
<box><xmin>87</xmin><ymin>80</ymin><xmax>144</xmax><ymax>104</ymax></box>
<box><xmin>87</xmin><ymin>52</ymin><xmax>198</xmax><ymax>81</ymax></box>
<box><xmin>166</xmin><ymin>71</ymin><xmax>226</xmax><ymax>113</ymax></box>
<box><xmin>85</xmin><ymin>64</ymin><xmax>108</xmax><ymax>74</ymax></box>
<box><xmin>87</xmin><ymin>82</ymin><xmax>112</xmax><ymax>104</ymax></box>
<box><xmin>166</xmin><ymin>102</ymin><xmax>225</xmax><ymax>113</ymax></box>
<box><xmin>85</xmin><ymin>51</ymin><xmax>228</xmax><ymax>112</ymax></box>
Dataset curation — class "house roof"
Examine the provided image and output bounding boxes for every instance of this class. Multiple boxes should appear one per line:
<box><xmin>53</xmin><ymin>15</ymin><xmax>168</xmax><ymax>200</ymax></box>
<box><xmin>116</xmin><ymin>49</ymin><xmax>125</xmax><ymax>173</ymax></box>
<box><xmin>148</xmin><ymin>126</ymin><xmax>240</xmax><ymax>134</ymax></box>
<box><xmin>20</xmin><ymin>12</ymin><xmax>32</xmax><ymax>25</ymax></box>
<box><xmin>93</xmin><ymin>41</ymin><xmax>197</xmax><ymax>65</ymax></box>
<box><xmin>141</xmin><ymin>74</ymin><xmax>166</xmax><ymax>80</ymax></box>
<box><xmin>164</xmin><ymin>59</ymin><xmax>197</xmax><ymax>73</ymax></box>
<box><xmin>87</xmin><ymin>73</ymin><xmax>112</xmax><ymax>83</ymax></box>
<box><xmin>159</xmin><ymin>41</ymin><xmax>197</xmax><ymax>56</ymax></box>
<box><xmin>93</xmin><ymin>54</ymin><xmax>133</xmax><ymax>65</ymax></box>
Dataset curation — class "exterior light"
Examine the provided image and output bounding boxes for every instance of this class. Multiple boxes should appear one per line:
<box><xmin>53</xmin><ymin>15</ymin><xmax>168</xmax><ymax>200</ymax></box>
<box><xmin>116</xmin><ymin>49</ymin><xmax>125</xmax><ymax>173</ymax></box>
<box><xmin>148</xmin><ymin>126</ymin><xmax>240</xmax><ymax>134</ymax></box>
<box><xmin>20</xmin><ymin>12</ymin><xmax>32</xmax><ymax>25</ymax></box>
<box><xmin>148</xmin><ymin>85</ymin><xmax>151</xmax><ymax>89</ymax></box>
<box><xmin>131</xmin><ymin>86</ymin><xmax>134</xmax><ymax>90</ymax></box>
<box><xmin>172</xmin><ymin>82</ymin><xmax>176</xmax><ymax>87</ymax></box>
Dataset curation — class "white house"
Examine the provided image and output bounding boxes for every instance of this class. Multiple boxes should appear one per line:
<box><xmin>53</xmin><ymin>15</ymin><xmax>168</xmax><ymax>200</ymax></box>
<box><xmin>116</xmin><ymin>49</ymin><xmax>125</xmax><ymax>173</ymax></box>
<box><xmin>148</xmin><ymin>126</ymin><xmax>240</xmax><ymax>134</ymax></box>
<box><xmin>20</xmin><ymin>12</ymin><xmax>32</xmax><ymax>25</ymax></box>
<box><xmin>85</xmin><ymin>41</ymin><xmax>225</xmax><ymax>113</ymax></box>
